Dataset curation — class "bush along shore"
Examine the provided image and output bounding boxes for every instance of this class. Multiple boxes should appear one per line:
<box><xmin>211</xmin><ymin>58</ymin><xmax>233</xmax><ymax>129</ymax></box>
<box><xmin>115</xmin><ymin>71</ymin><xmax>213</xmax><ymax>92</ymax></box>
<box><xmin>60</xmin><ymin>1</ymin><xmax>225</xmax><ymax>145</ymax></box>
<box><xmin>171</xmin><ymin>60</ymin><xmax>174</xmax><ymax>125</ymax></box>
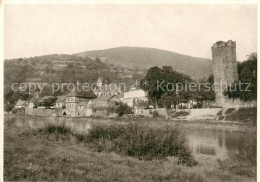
<box><xmin>216</xmin><ymin>107</ymin><xmax>257</xmax><ymax>124</ymax></box>
<box><xmin>35</xmin><ymin>123</ymin><xmax>197</xmax><ymax>166</ymax></box>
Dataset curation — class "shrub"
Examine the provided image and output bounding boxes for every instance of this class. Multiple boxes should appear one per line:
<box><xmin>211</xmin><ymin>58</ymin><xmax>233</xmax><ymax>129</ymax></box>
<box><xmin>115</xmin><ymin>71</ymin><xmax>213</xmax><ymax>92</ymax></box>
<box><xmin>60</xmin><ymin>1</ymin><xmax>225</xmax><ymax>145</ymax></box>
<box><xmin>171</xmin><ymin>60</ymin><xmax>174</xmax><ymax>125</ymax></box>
<box><xmin>218</xmin><ymin>115</ymin><xmax>225</xmax><ymax>120</ymax></box>
<box><xmin>86</xmin><ymin>123</ymin><xmax>197</xmax><ymax>166</ymax></box>
<box><xmin>116</xmin><ymin>103</ymin><xmax>133</xmax><ymax>117</ymax></box>
<box><xmin>4</xmin><ymin>104</ymin><xmax>14</xmax><ymax>112</ymax></box>
<box><xmin>216</xmin><ymin>109</ymin><xmax>223</xmax><ymax>116</ymax></box>
<box><xmin>225</xmin><ymin>107</ymin><xmax>257</xmax><ymax>123</ymax></box>
<box><xmin>33</xmin><ymin>123</ymin><xmax>197</xmax><ymax>166</ymax></box>
<box><xmin>107</xmin><ymin>106</ymin><xmax>117</xmax><ymax>113</ymax></box>
<box><xmin>43</xmin><ymin>125</ymin><xmax>72</xmax><ymax>135</ymax></box>
<box><xmin>173</xmin><ymin>110</ymin><xmax>190</xmax><ymax>118</ymax></box>
<box><xmin>167</xmin><ymin>110</ymin><xmax>177</xmax><ymax>118</ymax></box>
<box><xmin>43</xmin><ymin>97</ymin><xmax>57</xmax><ymax>107</ymax></box>
<box><xmin>38</xmin><ymin>124</ymin><xmax>73</xmax><ymax>141</ymax></box>
<box><xmin>225</xmin><ymin>108</ymin><xmax>236</xmax><ymax>115</ymax></box>
<box><xmin>152</xmin><ymin>110</ymin><xmax>159</xmax><ymax>118</ymax></box>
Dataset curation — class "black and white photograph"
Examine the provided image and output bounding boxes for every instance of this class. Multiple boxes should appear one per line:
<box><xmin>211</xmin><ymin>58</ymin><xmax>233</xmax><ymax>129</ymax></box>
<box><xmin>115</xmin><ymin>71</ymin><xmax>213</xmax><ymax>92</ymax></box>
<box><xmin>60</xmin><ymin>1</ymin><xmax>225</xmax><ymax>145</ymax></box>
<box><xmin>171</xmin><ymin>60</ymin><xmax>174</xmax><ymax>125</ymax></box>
<box><xmin>1</xmin><ymin>2</ymin><xmax>258</xmax><ymax>182</ymax></box>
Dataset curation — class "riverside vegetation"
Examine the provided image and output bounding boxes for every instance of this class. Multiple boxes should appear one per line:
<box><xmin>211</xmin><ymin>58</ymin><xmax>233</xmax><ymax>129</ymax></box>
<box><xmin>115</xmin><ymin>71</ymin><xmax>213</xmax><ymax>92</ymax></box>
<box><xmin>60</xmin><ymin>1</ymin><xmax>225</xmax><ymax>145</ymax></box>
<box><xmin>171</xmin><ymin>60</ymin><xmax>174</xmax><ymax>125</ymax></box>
<box><xmin>216</xmin><ymin>107</ymin><xmax>257</xmax><ymax>123</ymax></box>
<box><xmin>23</xmin><ymin>123</ymin><xmax>197</xmax><ymax>166</ymax></box>
<box><xmin>4</xmin><ymin>118</ymin><xmax>256</xmax><ymax>182</ymax></box>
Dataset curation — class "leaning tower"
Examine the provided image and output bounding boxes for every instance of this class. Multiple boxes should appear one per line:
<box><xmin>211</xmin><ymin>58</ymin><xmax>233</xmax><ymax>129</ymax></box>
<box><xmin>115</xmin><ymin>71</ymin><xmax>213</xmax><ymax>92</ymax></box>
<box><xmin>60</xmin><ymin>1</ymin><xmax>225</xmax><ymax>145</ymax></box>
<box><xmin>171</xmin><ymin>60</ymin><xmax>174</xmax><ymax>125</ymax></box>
<box><xmin>211</xmin><ymin>40</ymin><xmax>238</xmax><ymax>106</ymax></box>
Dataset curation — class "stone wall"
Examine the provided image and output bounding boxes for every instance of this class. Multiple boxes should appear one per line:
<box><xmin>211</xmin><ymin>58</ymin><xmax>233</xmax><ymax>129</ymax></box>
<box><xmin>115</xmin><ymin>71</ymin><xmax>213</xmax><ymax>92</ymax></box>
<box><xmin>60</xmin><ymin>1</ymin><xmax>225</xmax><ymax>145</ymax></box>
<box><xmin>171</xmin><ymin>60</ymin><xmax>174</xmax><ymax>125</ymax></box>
<box><xmin>55</xmin><ymin>108</ymin><xmax>66</xmax><ymax>116</ymax></box>
<box><xmin>92</xmin><ymin>110</ymin><xmax>108</xmax><ymax>117</ymax></box>
<box><xmin>25</xmin><ymin>108</ymin><xmax>56</xmax><ymax>116</ymax></box>
<box><xmin>134</xmin><ymin>108</ymin><xmax>166</xmax><ymax>117</ymax></box>
<box><xmin>185</xmin><ymin>108</ymin><xmax>222</xmax><ymax>120</ymax></box>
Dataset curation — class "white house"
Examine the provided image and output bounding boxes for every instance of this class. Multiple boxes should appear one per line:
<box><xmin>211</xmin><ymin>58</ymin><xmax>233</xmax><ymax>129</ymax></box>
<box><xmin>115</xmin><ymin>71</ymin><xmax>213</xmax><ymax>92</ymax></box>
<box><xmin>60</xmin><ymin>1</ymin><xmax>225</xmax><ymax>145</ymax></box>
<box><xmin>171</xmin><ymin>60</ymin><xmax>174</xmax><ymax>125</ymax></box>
<box><xmin>65</xmin><ymin>89</ymin><xmax>96</xmax><ymax>116</ymax></box>
<box><xmin>15</xmin><ymin>99</ymin><xmax>28</xmax><ymax>108</ymax></box>
<box><xmin>92</xmin><ymin>95</ymin><xmax>122</xmax><ymax>108</ymax></box>
<box><xmin>122</xmin><ymin>86</ymin><xmax>148</xmax><ymax>108</ymax></box>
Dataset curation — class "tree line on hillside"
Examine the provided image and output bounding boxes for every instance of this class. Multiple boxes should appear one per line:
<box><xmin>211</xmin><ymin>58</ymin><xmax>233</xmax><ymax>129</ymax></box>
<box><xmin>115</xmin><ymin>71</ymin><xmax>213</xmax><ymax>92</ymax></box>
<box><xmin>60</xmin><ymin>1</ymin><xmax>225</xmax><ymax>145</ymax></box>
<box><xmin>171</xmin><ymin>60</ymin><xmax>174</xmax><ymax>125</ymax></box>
<box><xmin>4</xmin><ymin>55</ymin><xmax>140</xmax><ymax>111</ymax></box>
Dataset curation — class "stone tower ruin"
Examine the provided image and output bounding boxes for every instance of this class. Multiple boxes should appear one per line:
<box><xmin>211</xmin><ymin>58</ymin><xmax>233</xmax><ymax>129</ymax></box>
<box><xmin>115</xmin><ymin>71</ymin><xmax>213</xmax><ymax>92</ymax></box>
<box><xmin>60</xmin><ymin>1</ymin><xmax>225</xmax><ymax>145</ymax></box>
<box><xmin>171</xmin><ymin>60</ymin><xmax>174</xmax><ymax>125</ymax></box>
<box><xmin>211</xmin><ymin>40</ymin><xmax>238</xmax><ymax>106</ymax></box>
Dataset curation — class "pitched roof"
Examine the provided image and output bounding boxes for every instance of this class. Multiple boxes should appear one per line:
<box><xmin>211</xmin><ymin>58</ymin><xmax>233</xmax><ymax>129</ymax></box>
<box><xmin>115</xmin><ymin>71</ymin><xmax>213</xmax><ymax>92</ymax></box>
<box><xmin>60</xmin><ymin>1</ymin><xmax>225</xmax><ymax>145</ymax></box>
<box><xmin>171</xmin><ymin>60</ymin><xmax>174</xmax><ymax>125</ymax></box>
<box><xmin>37</xmin><ymin>96</ymin><xmax>55</xmax><ymax>102</ymax></box>
<box><xmin>92</xmin><ymin>95</ymin><xmax>120</xmax><ymax>102</ymax></box>
<box><xmin>16</xmin><ymin>99</ymin><xmax>27</xmax><ymax>106</ymax></box>
<box><xmin>95</xmin><ymin>83</ymin><xmax>121</xmax><ymax>92</ymax></box>
<box><xmin>67</xmin><ymin>89</ymin><xmax>96</xmax><ymax>98</ymax></box>
<box><xmin>56</xmin><ymin>95</ymin><xmax>67</xmax><ymax>102</ymax></box>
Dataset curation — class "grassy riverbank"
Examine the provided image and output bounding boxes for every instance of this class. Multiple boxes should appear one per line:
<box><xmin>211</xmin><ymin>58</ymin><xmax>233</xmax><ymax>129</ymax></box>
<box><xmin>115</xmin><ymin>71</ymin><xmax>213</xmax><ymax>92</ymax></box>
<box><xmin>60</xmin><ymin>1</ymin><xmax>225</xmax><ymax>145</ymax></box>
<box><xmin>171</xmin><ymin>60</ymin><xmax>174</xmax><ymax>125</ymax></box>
<box><xmin>4</xmin><ymin>120</ymin><xmax>256</xmax><ymax>182</ymax></box>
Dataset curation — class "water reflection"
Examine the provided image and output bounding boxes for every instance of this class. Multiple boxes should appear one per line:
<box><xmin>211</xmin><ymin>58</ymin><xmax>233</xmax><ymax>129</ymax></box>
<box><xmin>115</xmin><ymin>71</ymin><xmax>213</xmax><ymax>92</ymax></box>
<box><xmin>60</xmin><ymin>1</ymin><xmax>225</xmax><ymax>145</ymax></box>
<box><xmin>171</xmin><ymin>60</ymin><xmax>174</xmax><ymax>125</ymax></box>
<box><xmin>185</xmin><ymin>129</ymin><xmax>255</xmax><ymax>159</ymax></box>
<box><xmin>5</xmin><ymin>115</ymin><xmax>92</xmax><ymax>134</ymax></box>
<box><xmin>196</xmin><ymin>145</ymin><xmax>216</xmax><ymax>155</ymax></box>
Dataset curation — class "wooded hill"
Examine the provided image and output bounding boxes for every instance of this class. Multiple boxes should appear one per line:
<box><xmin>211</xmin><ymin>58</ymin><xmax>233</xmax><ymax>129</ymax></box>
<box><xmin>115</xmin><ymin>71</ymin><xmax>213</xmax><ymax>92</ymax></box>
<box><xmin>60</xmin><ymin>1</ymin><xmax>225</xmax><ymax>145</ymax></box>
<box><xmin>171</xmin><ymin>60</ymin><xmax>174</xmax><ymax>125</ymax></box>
<box><xmin>74</xmin><ymin>46</ymin><xmax>212</xmax><ymax>80</ymax></box>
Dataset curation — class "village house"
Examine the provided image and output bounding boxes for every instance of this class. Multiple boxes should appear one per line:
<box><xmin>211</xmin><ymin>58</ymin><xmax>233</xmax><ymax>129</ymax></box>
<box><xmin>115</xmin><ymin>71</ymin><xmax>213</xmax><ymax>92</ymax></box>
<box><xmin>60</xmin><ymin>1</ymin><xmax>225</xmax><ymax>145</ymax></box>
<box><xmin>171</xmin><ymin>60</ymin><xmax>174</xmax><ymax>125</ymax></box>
<box><xmin>94</xmin><ymin>77</ymin><xmax>122</xmax><ymax>97</ymax></box>
<box><xmin>122</xmin><ymin>85</ymin><xmax>148</xmax><ymax>108</ymax></box>
<box><xmin>92</xmin><ymin>95</ymin><xmax>122</xmax><ymax>108</ymax></box>
<box><xmin>15</xmin><ymin>99</ymin><xmax>28</xmax><ymax>109</ymax></box>
<box><xmin>77</xmin><ymin>102</ymin><xmax>85</xmax><ymax>116</ymax></box>
<box><xmin>75</xmin><ymin>101</ymin><xmax>93</xmax><ymax>116</ymax></box>
<box><xmin>65</xmin><ymin>89</ymin><xmax>96</xmax><ymax>116</ymax></box>
<box><xmin>55</xmin><ymin>95</ymin><xmax>67</xmax><ymax>108</ymax></box>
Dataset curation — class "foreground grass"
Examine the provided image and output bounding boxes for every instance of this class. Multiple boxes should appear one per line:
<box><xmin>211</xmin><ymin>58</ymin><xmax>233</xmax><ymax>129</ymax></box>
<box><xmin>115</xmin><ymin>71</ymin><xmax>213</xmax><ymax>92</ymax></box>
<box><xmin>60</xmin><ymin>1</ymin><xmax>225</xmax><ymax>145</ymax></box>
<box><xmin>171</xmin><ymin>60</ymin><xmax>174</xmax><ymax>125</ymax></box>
<box><xmin>4</xmin><ymin>123</ymin><xmax>256</xmax><ymax>182</ymax></box>
<box><xmin>5</xmin><ymin>126</ymin><xmax>203</xmax><ymax>181</ymax></box>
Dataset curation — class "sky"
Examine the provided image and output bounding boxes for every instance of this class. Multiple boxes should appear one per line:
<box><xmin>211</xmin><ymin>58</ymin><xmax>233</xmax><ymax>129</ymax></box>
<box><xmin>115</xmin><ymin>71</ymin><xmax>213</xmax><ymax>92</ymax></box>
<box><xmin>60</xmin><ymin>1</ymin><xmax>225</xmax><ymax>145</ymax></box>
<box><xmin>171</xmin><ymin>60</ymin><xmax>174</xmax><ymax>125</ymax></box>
<box><xmin>4</xmin><ymin>4</ymin><xmax>257</xmax><ymax>61</ymax></box>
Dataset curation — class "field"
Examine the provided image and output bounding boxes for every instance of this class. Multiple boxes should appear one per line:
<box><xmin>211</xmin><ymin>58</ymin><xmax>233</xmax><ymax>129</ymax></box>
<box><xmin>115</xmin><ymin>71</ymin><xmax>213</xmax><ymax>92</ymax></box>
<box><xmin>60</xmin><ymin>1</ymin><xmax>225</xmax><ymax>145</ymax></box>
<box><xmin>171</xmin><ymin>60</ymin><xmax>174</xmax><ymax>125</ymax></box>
<box><xmin>4</xmin><ymin>116</ymin><xmax>256</xmax><ymax>182</ymax></box>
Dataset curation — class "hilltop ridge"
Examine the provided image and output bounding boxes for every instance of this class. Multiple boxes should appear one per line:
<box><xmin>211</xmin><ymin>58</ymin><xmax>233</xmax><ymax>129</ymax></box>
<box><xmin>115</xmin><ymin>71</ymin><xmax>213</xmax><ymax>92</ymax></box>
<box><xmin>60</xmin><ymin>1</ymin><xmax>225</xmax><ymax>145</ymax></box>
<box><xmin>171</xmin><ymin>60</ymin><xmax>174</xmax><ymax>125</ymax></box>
<box><xmin>74</xmin><ymin>46</ymin><xmax>212</xmax><ymax>79</ymax></box>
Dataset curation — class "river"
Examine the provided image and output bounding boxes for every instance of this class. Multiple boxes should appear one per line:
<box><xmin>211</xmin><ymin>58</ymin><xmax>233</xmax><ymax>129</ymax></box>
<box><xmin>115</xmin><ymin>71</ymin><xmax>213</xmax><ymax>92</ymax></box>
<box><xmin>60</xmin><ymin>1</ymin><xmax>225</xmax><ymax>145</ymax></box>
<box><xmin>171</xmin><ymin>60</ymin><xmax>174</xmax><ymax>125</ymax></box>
<box><xmin>5</xmin><ymin>115</ymin><xmax>256</xmax><ymax>160</ymax></box>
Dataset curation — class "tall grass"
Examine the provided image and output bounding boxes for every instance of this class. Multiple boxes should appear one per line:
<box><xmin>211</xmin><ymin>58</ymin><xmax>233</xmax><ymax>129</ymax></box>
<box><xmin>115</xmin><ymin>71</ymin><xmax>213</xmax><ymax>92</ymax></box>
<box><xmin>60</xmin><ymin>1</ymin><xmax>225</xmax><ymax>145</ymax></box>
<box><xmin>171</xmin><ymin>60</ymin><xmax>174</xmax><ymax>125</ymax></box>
<box><xmin>85</xmin><ymin>123</ymin><xmax>197</xmax><ymax>166</ymax></box>
<box><xmin>224</xmin><ymin>108</ymin><xmax>236</xmax><ymax>115</ymax></box>
<box><xmin>37</xmin><ymin>123</ymin><xmax>197</xmax><ymax>166</ymax></box>
<box><xmin>39</xmin><ymin>124</ymin><xmax>72</xmax><ymax>135</ymax></box>
<box><xmin>172</xmin><ymin>110</ymin><xmax>190</xmax><ymax>118</ymax></box>
<box><xmin>37</xmin><ymin>124</ymin><xmax>73</xmax><ymax>141</ymax></box>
